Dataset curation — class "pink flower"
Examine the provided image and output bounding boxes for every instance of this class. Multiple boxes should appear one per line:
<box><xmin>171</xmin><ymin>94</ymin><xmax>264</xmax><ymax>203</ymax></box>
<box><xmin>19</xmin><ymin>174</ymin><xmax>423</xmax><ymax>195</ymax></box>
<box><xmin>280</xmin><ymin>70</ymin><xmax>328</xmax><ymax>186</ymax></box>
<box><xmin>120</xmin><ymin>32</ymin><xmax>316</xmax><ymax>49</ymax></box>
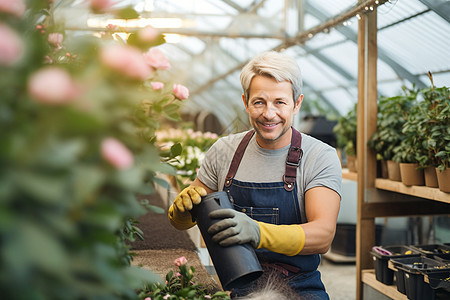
<box><xmin>106</xmin><ymin>24</ymin><xmax>118</xmax><ymax>31</ymax></box>
<box><xmin>174</xmin><ymin>256</ymin><xmax>187</xmax><ymax>267</ymax></box>
<box><xmin>151</xmin><ymin>82</ymin><xmax>164</xmax><ymax>90</ymax></box>
<box><xmin>0</xmin><ymin>23</ymin><xmax>23</xmax><ymax>66</ymax></box>
<box><xmin>48</xmin><ymin>33</ymin><xmax>63</xmax><ymax>48</ymax></box>
<box><xmin>28</xmin><ymin>67</ymin><xmax>78</xmax><ymax>104</ymax></box>
<box><xmin>173</xmin><ymin>84</ymin><xmax>189</xmax><ymax>100</ymax></box>
<box><xmin>163</xmin><ymin>295</ymin><xmax>170</xmax><ymax>300</ymax></box>
<box><xmin>101</xmin><ymin>138</ymin><xmax>134</xmax><ymax>170</ymax></box>
<box><xmin>138</xmin><ymin>26</ymin><xmax>159</xmax><ymax>42</ymax></box>
<box><xmin>90</xmin><ymin>0</ymin><xmax>112</xmax><ymax>12</ymax></box>
<box><xmin>143</xmin><ymin>48</ymin><xmax>171</xmax><ymax>70</ymax></box>
<box><xmin>0</xmin><ymin>0</ymin><xmax>26</xmax><ymax>17</ymax></box>
<box><xmin>100</xmin><ymin>44</ymin><xmax>153</xmax><ymax>80</ymax></box>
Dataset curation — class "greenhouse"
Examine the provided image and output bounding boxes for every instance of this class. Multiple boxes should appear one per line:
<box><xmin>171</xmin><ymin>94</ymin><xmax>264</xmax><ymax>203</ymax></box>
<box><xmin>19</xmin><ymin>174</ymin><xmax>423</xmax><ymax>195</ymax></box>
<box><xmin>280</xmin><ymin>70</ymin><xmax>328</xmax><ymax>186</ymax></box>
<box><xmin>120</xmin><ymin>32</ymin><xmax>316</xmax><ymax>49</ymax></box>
<box><xmin>1</xmin><ymin>1</ymin><xmax>449</xmax><ymax>299</ymax></box>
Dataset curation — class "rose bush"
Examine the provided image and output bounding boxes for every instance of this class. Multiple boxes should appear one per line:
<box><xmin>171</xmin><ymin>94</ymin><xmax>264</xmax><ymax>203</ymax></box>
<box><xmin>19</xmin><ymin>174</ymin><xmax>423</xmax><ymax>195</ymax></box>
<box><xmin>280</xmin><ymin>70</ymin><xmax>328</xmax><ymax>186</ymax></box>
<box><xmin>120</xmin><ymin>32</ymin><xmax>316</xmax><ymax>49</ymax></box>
<box><xmin>0</xmin><ymin>0</ymin><xmax>192</xmax><ymax>299</ymax></box>
<box><xmin>138</xmin><ymin>257</ymin><xmax>230</xmax><ymax>300</ymax></box>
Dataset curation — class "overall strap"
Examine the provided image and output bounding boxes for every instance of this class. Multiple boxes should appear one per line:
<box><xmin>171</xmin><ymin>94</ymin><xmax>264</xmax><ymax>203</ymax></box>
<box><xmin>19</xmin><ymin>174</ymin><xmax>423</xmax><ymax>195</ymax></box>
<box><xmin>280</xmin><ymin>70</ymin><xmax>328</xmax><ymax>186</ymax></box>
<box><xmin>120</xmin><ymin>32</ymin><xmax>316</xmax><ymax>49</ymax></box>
<box><xmin>225</xmin><ymin>130</ymin><xmax>255</xmax><ymax>187</ymax></box>
<box><xmin>283</xmin><ymin>127</ymin><xmax>303</xmax><ymax>191</ymax></box>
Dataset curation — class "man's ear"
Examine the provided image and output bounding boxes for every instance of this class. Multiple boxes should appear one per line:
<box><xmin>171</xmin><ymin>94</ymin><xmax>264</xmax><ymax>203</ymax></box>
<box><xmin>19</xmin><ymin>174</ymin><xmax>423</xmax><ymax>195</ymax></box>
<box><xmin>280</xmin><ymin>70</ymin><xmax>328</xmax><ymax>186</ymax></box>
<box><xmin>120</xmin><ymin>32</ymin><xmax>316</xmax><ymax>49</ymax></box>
<box><xmin>294</xmin><ymin>94</ymin><xmax>303</xmax><ymax>113</ymax></box>
<box><xmin>242</xmin><ymin>94</ymin><xmax>248</xmax><ymax>109</ymax></box>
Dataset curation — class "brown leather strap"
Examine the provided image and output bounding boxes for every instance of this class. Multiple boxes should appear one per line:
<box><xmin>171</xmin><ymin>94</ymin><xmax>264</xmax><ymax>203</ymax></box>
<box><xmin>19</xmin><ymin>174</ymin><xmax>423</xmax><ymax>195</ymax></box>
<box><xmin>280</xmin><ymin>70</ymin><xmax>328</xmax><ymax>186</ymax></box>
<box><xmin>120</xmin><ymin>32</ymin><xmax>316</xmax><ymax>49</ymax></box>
<box><xmin>224</xmin><ymin>130</ymin><xmax>255</xmax><ymax>187</ymax></box>
<box><xmin>224</xmin><ymin>127</ymin><xmax>302</xmax><ymax>191</ymax></box>
<box><xmin>283</xmin><ymin>128</ymin><xmax>303</xmax><ymax>191</ymax></box>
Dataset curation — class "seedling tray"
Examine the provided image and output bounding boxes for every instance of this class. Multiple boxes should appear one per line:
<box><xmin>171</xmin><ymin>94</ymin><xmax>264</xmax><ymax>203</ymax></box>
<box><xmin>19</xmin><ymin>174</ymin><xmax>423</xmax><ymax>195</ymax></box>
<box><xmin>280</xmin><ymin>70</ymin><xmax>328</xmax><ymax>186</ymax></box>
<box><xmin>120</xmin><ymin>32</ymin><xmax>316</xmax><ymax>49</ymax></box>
<box><xmin>370</xmin><ymin>245</ymin><xmax>420</xmax><ymax>285</ymax></box>
<box><xmin>391</xmin><ymin>256</ymin><xmax>450</xmax><ymax>300</ymax></box>
<box><xmin>410</xmin><ymin>244</ymin><xmax>450</xmax><ymax>260</ymax></box>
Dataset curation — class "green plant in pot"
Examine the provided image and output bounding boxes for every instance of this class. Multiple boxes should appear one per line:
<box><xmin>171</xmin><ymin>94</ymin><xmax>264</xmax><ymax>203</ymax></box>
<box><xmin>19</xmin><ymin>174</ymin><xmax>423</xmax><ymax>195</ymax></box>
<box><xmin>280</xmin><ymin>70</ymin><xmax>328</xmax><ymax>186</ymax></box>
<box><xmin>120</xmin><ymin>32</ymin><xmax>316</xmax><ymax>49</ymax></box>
<box><xmin>418</xmin><ymin>74</ymin><xmax>450</xmax><ymax>191</ymax></box>
<box><xmin>368</xmin><ymin>87</ymin><xmax>417</xmax><ymax>180</ymax></box>
<box><xmin>392</xmin><ymin>100</ymin><xmax>425</xmax><ymax>186</ymax></box>
<box><xmin>333</xmin><ymin>103</ymin><xmax>357</xmax><ymax>172</ymax></box>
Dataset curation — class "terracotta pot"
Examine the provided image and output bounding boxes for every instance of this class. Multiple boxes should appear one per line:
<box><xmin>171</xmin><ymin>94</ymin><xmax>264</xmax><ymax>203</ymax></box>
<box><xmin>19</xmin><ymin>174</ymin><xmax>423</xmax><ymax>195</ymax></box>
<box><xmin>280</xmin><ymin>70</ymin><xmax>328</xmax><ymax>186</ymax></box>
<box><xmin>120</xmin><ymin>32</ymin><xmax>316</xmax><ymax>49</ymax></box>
<box><xmin>347</xmin><ymin>155</ymin><xmax>357</xmax><ymax>173</ymax></box>
<box><xmin>387</xmin><ymin>160</ymin><xmax>401</xmax><ymax>182</ymax></box>
<box><xmin>424</xmin><ymin>166</ymin><xmax>439</xmax><ymax>188</ymax></box>
<box><xmin>435</xmin><ymin>168</ymin><xmax>450</xmax><ymax>193</ymax></box>
<box><xmin>399</xmin><ymin>163</ymin><xmax>424</xmax><ymax>186</ymax></box>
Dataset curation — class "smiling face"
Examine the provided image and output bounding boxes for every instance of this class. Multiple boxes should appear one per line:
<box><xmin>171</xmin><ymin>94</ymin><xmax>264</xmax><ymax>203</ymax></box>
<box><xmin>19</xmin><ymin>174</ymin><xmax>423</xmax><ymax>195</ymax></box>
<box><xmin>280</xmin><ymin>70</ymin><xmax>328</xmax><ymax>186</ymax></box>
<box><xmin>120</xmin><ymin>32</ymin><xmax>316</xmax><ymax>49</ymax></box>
<box><xmin>243</xmin><ymin>75</ymin><xmax>303</xmax><ymax>149</ymax></box>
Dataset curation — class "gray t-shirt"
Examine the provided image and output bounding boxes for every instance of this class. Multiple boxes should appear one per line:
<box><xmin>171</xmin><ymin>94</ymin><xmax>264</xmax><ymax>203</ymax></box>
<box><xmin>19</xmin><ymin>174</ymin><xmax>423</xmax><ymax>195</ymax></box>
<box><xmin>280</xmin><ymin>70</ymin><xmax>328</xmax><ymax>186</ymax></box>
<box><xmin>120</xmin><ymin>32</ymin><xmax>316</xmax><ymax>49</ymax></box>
<box><xmin>197</xmin><ymin>130</ymin><xmax>342</xmax><ymax>222</ymax></box>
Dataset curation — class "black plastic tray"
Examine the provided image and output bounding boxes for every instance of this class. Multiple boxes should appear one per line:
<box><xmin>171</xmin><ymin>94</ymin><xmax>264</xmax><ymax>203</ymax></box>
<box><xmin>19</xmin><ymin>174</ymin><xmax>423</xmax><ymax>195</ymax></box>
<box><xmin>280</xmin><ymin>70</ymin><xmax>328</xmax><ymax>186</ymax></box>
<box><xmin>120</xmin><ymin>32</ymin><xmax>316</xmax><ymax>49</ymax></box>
<box><xmin>370</xmin><ymin>245</ymin><xmax>420</xmax><ymax>285</ymax></box>
<box><xmin>391</xmin><ymin>256</ymin><xmax>450</xmax><ymax>300</ymax></box>
<box><xmin>410</xmin><ymin>244</ymin><xmax>450</xmax><ymax>259</ymax></box>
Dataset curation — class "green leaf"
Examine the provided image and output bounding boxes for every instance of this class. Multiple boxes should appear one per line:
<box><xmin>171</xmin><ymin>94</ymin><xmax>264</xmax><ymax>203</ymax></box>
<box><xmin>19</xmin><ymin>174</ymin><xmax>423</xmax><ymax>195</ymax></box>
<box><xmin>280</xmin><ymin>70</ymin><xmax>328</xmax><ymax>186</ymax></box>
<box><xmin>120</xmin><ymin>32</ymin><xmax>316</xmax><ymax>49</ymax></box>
<box><xmin>171</xmin><ymin>142</ymin><xmax>183</xmax><ymax>157</ymax></box>
<box><xmin>16</xmin><ymin>171</ymin><xmax>67</xmax><ymax>204</ymax></box>
<box><xmin>115</xmin><ymin>6</ymin><xmax>140</xmax><ymax>19</ymax></box>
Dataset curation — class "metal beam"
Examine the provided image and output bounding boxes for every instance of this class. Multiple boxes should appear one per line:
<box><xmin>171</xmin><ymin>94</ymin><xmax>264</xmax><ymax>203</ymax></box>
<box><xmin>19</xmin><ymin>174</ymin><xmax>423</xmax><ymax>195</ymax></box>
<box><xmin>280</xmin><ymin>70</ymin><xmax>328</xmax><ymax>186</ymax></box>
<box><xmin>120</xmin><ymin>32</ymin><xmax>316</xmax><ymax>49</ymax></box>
<box><xmin>418</xmin><ymin>0</ymin><xmax>450</xmax><ymax>23</ymax></box>
<box><xmin>306</xmin><ymin>2</ymin><xmax>427</xmax><ymax>88</ymax></box>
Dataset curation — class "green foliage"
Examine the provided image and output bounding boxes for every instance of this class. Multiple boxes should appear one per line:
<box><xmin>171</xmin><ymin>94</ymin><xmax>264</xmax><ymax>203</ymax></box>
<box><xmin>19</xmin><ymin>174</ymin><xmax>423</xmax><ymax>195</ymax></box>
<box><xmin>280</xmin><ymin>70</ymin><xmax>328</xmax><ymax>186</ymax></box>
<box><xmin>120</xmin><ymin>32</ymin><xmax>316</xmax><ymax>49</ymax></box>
<box><xmin>137</xmin><ymin>260</ymin><xmax>230</xmax><ymax>300</ymax></box>
<box><xmin>418</xmin><ymin>85</ymin><xmax>450</xmax><ymax>171</ymax></box>
<box><xmin>157</xmin><ymin>129</ymin><xmax>219</xmax><ymax>188</ymax></box>
<box><xmin>0</xmin><ymin>1</ymin><xmax>186</xmax><ymax>299</ymax></box>
<box><xmin>368</xmin><ymin>77</ymin><xmax>449</xmax><ymax>170</ymax></box>
<box><xmin>333</xmin><ymin>103</ymin><xmax>357</xmax><ymax>156</ymax></box>
<box><xmin>368</xmin><ymin>87</ymin><xmax>417</xmax><ymax>161</ymax></box>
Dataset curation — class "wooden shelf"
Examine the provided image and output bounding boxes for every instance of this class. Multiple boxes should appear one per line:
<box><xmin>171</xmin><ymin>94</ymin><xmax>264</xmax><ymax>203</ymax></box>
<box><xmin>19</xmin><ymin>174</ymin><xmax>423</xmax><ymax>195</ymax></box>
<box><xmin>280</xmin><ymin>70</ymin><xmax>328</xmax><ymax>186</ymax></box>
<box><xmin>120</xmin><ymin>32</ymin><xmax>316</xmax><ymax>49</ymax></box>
<box><xmin>361</xmin><ymin>270</ymin><xmax>407</xmax><ymax>300</ymax></box>
<box><xmin>342</xmin><ymin>169</ymin><xmax>358</xmax><ymax>181</ymax></box>
<box><xmin>375</xmin><ymin>178</ymin><xmax>450</xmax><ymax>204</ymax></box>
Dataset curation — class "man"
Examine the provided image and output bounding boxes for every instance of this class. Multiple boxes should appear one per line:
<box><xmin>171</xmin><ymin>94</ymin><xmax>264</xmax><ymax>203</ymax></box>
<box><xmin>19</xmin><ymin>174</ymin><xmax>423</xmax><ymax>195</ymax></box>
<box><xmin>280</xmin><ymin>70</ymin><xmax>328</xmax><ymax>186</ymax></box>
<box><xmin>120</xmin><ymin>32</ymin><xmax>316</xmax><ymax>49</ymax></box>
<box><xmin>168</xmin><ymin>51</ymin><xmax>342</xmax><ymax>299</ymax></box>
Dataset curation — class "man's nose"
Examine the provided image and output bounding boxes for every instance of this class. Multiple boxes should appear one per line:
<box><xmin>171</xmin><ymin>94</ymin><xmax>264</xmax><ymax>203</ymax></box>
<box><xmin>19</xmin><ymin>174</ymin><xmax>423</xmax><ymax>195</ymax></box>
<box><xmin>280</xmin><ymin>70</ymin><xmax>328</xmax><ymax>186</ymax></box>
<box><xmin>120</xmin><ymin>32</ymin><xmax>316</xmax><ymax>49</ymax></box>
<box><xmin>262</xmin><ymin>104</ymin><xmax>276</xmax><ymax>119</ymax></box>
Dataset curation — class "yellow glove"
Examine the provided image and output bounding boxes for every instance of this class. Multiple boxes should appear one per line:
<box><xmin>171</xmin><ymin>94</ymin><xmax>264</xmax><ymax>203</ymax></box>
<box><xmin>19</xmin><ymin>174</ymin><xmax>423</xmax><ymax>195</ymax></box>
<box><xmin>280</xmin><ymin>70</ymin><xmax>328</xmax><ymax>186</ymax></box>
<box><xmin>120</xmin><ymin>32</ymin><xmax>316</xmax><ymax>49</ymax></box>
<box><xmin>168</xmin><ymin>186</ymin><xmax>207</xmax><ymax>230</ymax></box>
<box><xmin>256</xmin><ymin>222</ymin><xmax>305</xmax><ymax>256</ymax></box>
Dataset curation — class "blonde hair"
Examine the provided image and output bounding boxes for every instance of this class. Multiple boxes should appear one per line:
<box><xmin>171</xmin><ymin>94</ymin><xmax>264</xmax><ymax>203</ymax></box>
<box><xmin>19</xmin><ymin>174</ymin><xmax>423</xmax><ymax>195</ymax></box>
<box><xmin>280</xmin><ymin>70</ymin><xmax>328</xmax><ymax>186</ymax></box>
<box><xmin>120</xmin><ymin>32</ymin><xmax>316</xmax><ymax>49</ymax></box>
<box><xmin>240</xmin><ymin>51</ymin><xmax>303</xmax><ymax>104</ymax></box>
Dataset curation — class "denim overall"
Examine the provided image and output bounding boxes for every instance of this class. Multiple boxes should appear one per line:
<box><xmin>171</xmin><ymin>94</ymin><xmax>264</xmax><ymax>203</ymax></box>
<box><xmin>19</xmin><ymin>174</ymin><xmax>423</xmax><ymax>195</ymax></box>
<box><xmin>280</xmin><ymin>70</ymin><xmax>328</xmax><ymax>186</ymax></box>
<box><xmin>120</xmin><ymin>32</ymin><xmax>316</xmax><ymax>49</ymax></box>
<box><xmin>223</xmin><ymin>128</ymin><xmax>328</xmax><ymax>299</ymax></box>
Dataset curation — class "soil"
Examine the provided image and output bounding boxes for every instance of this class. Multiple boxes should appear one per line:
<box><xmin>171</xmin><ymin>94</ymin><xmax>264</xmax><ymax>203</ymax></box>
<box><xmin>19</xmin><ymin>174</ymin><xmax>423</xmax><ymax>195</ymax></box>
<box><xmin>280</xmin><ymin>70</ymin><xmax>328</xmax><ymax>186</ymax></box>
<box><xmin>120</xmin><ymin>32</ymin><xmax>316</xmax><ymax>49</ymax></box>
<box><xmin>128</xmin><ymin>192</ymin><xmax>220</xmax><ymax>291</ymax></box>
<box><xmin>129</xmin><ymin>193</ymin><xmax>196</xmax><ymax>251</ymax></box>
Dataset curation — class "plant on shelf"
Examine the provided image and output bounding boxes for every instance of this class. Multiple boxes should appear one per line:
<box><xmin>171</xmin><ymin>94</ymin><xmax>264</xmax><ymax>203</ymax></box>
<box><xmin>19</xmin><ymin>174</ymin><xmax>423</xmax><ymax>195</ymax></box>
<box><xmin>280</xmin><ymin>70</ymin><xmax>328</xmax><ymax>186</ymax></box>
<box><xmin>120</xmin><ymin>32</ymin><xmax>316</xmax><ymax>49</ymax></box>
<box><xmin>418</xmin><ymin>74</ymin><xmax>450</xmax><ymax>191</ymax></box>
<box><xmin>368</xmin><ymin>87</ymin><xmax>418</xmax><ymax>163</ymax></box>
<box><xmin>333</xmin><ymin>103</ymin><xmax>357</xmax><ymax>171</ymax></box>
<box><xmin>417</xmin><ymin>75</ymin><xmax>450</xmax><ymax>173</ymax></box>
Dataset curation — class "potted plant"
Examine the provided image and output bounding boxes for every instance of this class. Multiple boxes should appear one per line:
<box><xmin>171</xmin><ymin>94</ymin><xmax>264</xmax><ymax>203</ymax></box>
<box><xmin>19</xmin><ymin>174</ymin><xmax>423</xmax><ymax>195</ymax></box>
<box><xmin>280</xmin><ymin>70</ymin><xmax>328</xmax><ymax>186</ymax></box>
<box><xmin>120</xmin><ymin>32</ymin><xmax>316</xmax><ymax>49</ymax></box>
<box><xmin>334</xmin><ymin>103</ymin><xmax>357</xmax><ymax>172</ymax></box>
<box><xmin>394</xmin><ymin>100</ymin><xmax>425</xmax><ymax>186</ymax></box>
<box><xmin>368</xmin><ymin>87</ymin><xmax>417</xmax><ymax>181</ymax></box>
<box><xmin>419</xmin><ymin>75</ymin><xmax>450</xmax><ymax>192</ymax></box>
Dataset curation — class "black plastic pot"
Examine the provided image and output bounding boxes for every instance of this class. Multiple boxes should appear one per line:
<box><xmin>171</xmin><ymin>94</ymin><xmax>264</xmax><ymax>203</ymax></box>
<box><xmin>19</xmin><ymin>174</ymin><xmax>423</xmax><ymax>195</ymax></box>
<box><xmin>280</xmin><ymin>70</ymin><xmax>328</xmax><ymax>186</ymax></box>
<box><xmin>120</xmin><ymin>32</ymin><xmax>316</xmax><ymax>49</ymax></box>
<box><xmin>191</xmin><ymin>191</ymin><xmax>263</xmax><ymax>291</ymax></box>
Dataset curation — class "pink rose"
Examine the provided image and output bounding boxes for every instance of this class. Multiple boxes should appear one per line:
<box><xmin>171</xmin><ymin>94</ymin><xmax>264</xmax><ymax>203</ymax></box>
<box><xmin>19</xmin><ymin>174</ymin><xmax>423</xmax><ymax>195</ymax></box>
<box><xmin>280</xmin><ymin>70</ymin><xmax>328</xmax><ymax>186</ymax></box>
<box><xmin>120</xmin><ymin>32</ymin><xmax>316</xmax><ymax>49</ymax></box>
<box><xmin>174</xmin><ymin>256</ymin><xmax>187</xmax><ymax>267</ymax></box>
<box><xmin>143</xmin><ymin>48</ymin><xmax>171</xmax><ymax>70</ymax></box>
<box><xmin>100</xmin><ymin>44</ymin><xmax>153</xmax><ymax>80</ymax></box>
<box><xmin>101</xmin><ymin>138</ymin><xmax>134</xmax><ymax>170</ymax></box>
<box><xmin>0</xmin><ymin>23</ymin><xmax>23</xmax><ymax>66</ymax></box>
<box><xmin>173</xmin><ymin>84</ymin><xmax>189</xmax><ymax>100</ymax></box>
<box><xmin>0</xmin><ymin>0</ymin><xmax>26</xmax><ymax>17</ymax></box>
<box><xmin>90</xmin><ymin>0</ymin><xmax>112</xmax><ymax>12</ymax></box>
<box><xmin>138</xmin><ymin>26</ymin><xmax>159</xmax><ymax>42</ymax></box>
<box><xmin>28</xmin><ymin>67</ymin><xmax>78</xmax><ymax>104</ymax></box>
<box><xmin>48</xmin><ymin>33</ymin><xmax>63</xmax><ymax>47</ymax></box>
<box><xmin>151</xmin><ymin>82</ymin><xmax>164</xmax><ymax>90</ymax></box>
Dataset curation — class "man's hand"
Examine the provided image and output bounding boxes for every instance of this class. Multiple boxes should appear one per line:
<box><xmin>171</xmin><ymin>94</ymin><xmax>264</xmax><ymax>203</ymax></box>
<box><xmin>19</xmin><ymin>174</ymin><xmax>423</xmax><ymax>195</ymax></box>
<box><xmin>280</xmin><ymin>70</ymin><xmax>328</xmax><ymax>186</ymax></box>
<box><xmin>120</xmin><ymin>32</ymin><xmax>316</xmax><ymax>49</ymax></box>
<box><xmin>207</xmin><ymin>209</ymin><xmax>260</xmax><ymax>248</ymax></box>
<box><xmin>169</xmin><ymin>186</ymin><xmax>207</xmax><ymax>230</ymax></box>
<box><xmin>173</xmin><ymin>186</ymin><xmax>207</xmax><ymax>213</ymax></box>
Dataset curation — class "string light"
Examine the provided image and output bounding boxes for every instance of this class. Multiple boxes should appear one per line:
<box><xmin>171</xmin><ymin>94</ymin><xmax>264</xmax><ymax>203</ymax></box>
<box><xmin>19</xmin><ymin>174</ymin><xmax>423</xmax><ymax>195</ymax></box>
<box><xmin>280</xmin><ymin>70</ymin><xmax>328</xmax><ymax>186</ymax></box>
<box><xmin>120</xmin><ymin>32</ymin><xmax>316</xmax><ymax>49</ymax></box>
<box><xmin>292</xmin><ymin>0</ymin><xmax>388</xmax><ymax>45</ymax></box>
